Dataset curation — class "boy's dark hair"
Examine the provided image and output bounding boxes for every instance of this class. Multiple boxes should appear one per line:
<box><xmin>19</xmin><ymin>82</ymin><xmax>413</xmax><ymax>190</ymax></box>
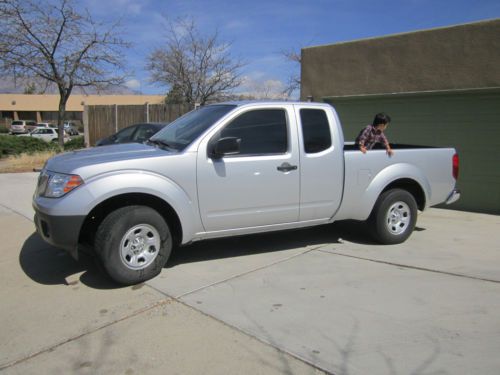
<box><xmin>372</xmin><ymin>112</ymin><xmax>391</xmax><ymax>126</ymax></box>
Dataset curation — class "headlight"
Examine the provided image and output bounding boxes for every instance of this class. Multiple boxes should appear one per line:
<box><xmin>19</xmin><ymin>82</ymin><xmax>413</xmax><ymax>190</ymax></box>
<box><xmin>40</xmin><ymin>171</ymin><xmax>83</xmax><ymax>198</ymax></box>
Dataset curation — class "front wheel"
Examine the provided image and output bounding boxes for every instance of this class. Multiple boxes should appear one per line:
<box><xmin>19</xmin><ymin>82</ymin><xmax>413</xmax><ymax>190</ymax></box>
<box><xmin>95</xmin><ymin>205</ymin><xmax>172</xmax><ymax>285</ymax></box>
<box><xmin>368</xmin><ymin>189</ymin><xmax>418</xmax><ymax>244</ymax></box>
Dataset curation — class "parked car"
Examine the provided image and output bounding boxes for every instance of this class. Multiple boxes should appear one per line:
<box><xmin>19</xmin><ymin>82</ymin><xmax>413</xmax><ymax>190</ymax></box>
<box><xmin>33</xmin><ymin>101</ymin><xmax>460</xmax><ymax>285</ymax></box>
<box><xmin>95</xmin><ymin>122</ymin><xmax>168</xmax><ymax>146</ymax></box>
<box><xmin>65</xmin><ymin>125</ymin><xmax>79</xmax><ymax>136</ymax></box>
<box><xmin>63</xmin><ymin>121</ymin><xmax>76</xmax><ymax>129</ymax></box>
<box><xmin>61</xmin><ymin>121</ymin><xmax>79</xmax><ymax>135</ymax></box>
<box><xmin>20</xmin><ymin>127</ymin><xmax>70</xmax><ymax>143</ymax></box>
<box><xmin>36</xmin><ymin>122</ymin><xmax>79</xmax><ymax>135</ymax></box>
<box><xmin>10</xmin><ymin>120</ymin><xmax>37</xmax><ymax>134</ymax></box>
<box><xmin>35</xmin><ymin>123</ymin><xmax>57</xmax><ymax>131</ymax></box>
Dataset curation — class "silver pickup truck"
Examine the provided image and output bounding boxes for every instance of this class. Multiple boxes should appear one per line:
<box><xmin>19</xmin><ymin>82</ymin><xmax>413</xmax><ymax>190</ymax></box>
<box><xmin>33</xmin><ymin>101</ymin><xmax>460</xmax><ymax>284</ymax></box>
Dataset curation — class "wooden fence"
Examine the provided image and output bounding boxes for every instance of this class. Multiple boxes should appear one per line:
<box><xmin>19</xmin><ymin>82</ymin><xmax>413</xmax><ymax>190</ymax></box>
<box><xmin>83</xmin><ymin>103</ymin><xmax>192</xmax><ymax>146</ymax></box>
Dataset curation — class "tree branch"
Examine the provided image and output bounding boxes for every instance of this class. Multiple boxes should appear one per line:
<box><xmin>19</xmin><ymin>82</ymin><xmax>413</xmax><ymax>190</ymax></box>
<box><xmin>0</xmin><ymin>0</ymin><xmax>129</xmax><ymax>145</ymax></box>
<box><xmin>147</xmin><ymin>17</ymin><xmax>245</xmax><ymax>104</ymax></box>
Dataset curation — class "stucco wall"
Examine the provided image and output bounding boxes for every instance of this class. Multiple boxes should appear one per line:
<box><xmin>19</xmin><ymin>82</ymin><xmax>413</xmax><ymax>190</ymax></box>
<box><xmin>0</xmin><ymin>94</ymin><xmax>165</xmax><ymax>112</ymax></box>
<box><xmin>301</xmin><ymin>19</ymin><xmax>500</xmax><ymax>100</ymax></box>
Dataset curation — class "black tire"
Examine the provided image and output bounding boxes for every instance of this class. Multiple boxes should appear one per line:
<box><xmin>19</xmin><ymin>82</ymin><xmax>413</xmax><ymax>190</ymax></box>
<box><xmin>95</xmin><ymin>205</ymin><xmax>172</xmax><ymax>285</ymax></box>
<box><xmin>368</xmin><ymin>189</ymin><xmax>418</xmax><ymax>244</ymax></box>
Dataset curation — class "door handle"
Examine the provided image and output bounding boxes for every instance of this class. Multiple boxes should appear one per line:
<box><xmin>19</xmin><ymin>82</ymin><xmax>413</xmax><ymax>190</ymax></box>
<box><xmin>277</xmin><ymin>162</ymin><xmax>298</xmax><ymax>172</ymax></box>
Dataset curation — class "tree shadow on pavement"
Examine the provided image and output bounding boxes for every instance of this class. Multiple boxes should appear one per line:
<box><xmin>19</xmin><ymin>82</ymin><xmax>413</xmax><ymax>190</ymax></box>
<box><xmin>167</xmin><ymin>220</ymin><xmax>377</xmax><ymax>268</ymax></box>
<box><xmin>19</xmin><ymin>232</ymin><xmax>121</xmax><ymax>289</ymax></box>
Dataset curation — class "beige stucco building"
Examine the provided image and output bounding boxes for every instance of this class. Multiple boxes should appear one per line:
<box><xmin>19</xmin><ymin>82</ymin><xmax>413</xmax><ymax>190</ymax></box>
<box><xmin>0</xmin><ymin>94</ymin><xmax>165</xmax><ymax>125</ymax></box>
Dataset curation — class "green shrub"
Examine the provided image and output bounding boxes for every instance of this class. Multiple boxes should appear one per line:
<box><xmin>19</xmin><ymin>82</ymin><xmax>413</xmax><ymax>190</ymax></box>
<box><xmin>0</xmin><ymin>135</ymin><xmax>88</xmax><ymax>158</ymax></box>
<box><xmin>64</xmin><ymin>136</ymin><xmax>85</xmax><ymax>150</ymax></box>
<box><xmin>0</xmin><ymin>125</ymin><xmax>9</xmax><ymax>134</ymax></box>
<box><xmin>0</xmin><ymin>135</ymin><xmax>57</xmax><ymax>158</ymax></box>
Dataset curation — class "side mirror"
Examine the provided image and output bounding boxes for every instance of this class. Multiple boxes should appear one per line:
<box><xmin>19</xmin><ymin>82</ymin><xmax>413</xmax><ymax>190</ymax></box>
<box><xmin>211</xmin><ymin>137</ymin><xmax>241</xmax><ymax>159</ymax></box>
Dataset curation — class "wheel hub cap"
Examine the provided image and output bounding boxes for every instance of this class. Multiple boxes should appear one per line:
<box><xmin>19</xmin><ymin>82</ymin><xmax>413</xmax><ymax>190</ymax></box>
<box><xmin>131</xmin><ymin>237</ymin><xmax>145</xmax><ymax>254</ymax></box>
<box><xmin>120</xmin><ymin>224</ymin><xmax>161</xmax><ymax>270</ymax></box>
<box><xmin>386</xmin><ymin>201</ymin><xmax>411</xmax><ymax>235</ymax></box>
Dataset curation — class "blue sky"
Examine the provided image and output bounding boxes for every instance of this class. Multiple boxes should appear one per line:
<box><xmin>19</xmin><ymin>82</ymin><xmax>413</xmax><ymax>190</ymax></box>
<box><xmin>80</xmin><ymin>0</ymin><xmax>500</xmax><ymax>97</ymax></box>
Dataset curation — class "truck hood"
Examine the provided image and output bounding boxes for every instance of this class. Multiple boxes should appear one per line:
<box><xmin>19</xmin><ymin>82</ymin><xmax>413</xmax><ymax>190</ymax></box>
<box><xmin>45</xmin><ymin>143</ymin><xmax>174</xmax><ymax>176</ymax></box>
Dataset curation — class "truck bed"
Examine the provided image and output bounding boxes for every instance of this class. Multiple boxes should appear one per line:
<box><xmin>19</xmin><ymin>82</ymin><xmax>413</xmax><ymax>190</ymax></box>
<box><xmin>344</xmin><ymin>142</ymin><xmax>440</xmax><ymax>151</ymax></box>
<box><xmin>335</xmin><ymin>144</ymin><xmax>457</xmax><ymax>221</ymax></box>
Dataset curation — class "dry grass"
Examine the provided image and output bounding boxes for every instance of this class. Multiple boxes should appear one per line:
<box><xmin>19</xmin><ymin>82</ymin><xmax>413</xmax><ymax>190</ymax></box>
<box><xmin>0</xmin><ymin>151</ymin><xmax>56</xmax><ymax>173</ymax></box>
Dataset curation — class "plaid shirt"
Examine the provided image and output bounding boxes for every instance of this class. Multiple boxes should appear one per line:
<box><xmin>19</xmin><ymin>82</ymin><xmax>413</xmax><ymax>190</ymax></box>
<box><xmin>355</xmin><ymin>124</ymin><xmax>389</xmax><ymax>150</ymax></box>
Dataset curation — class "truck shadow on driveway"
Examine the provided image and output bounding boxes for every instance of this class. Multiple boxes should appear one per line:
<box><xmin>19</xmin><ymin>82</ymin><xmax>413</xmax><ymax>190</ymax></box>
<box><xmin>168</xmin><ymin>220</ymin><xmax>377</xmax><ymax>267</ymax></box>
<box><xmin>19</xmin><ymin>220</ymin><xmax>402</xmax><ymax>288</ymax></box>
<box><xmin>19</xmin><ymin>233</ymin><xmax>120</xmax><ymax>289</ymax></box>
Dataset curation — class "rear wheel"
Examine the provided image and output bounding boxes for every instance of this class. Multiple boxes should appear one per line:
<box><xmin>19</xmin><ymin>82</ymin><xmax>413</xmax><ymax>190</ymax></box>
<box><xmin>368</xmin><ymin>189</ymin><xmax>417</xmax><ymax>244</ymax></box>
<box><xmin>95</xmin><ymin>205</ymin><xmax>172</xmax><ymax>285</ymax></box>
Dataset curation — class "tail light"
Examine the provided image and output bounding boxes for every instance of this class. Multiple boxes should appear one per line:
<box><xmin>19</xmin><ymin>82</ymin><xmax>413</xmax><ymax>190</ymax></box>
<box><xmin>452</xmin><ymin>153</ymin><xmax>459</xmax><ymax>180</ymax></box>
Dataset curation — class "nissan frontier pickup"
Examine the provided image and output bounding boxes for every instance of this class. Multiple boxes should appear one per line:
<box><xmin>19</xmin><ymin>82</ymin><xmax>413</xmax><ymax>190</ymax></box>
<box><xmin>33</xmin><ymin>101</ymin><xmax>460</xmax><ymax>284</ymax></box>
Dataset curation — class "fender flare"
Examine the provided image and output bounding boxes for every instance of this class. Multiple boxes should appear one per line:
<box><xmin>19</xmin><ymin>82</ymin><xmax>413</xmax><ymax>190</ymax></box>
<box><xmin>55</xmin><ymin>170</ymin><xmax>200</xmax><ymax>243</ymax></box>
<box><xmin>358</xmin><ymin>163</ymin><xmax>431</xmax><ymax>220</ymax></box>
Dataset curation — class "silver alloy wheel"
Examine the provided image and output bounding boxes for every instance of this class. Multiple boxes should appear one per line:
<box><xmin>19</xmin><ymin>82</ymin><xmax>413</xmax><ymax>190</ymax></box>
<box><xmin>119</xmin><ymin>224</ymin><xmax>161</xmax><ymax>270</ymax></box>
<box><xmin>385</xmin><ymin>201</ymin><xmax>411</xmax><ymax>235</ymax></box>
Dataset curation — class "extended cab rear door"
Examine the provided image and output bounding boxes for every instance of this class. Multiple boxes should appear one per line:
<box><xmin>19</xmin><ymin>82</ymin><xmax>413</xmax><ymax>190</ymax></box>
<box><xmin>197</xmin><ymin>105</ymin><xmax>300</xmax><ymax>231</ymax></box>
<box><xmin>294</xmin><ymin>105</ymin><xmax>344</xmax><ymax>221</ymax></box>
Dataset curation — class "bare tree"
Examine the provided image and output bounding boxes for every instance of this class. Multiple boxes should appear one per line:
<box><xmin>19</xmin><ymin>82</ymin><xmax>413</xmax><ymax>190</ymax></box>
<box><xmin>147</xmin><ymin>18</ymin><xmax>245</xmax><ymax>106</ymax></box>
<box><xmin>0</xmin><ymin>0</ymin><xmax>129</xmax><ymax>145</ymax></box>
<box><xmin>282</xmin><ymin>48</ymin><xmax>301</xmax><ymax>98</ymax></box>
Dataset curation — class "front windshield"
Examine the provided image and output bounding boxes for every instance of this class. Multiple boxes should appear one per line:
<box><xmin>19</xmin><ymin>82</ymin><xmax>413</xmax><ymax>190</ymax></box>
<box><xmin>150</xmin><ymin>104</ymin><xmax>236</xmax><ymax>151</ymax></box>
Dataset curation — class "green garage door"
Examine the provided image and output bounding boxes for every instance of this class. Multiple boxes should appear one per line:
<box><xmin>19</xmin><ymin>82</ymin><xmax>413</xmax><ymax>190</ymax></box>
<box><xmin>326</xmin><ymin>89</ymin><xmax>500</xmax><ymax>214</ymax></box>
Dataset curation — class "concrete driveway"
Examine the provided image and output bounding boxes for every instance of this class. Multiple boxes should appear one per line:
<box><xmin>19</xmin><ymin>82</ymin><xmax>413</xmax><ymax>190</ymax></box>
<box><xmin>1</xmin><ymin>172</ymin><xmax>499</xmax><ymax>374</ymax></box>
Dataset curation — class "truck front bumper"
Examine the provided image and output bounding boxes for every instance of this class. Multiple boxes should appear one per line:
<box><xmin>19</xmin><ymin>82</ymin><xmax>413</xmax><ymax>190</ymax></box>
<box><xmin>445</xmin><ymin>189</ymin><xmax>461</xmax><ymax>205</ymax></box>
<box><xmin>34</xmin><ymin>209</ymin><xmax>86</xmax><ymax>260</ymax></box>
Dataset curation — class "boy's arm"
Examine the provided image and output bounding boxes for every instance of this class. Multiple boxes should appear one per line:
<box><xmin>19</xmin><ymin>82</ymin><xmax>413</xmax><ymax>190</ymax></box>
<box><xmin>381</xmin><ymin>133</ymin><xmax>393</xmax><ymax>156</ymax></box>
<box><xmin>357</xmin><ymin>126</ymin><xmax>370</xmax><ymax>153</ymax></box>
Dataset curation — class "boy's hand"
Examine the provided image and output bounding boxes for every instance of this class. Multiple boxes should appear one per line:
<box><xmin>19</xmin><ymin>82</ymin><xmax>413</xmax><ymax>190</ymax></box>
<box><xmin>360</xmin><ymin>145</ymin><xmax>367</xmax><ymax>154</ymax></box>
<box><xmin>386</xmin><ymin>147</ymin><xmax>394</xmax><ymax>156</ymax></box>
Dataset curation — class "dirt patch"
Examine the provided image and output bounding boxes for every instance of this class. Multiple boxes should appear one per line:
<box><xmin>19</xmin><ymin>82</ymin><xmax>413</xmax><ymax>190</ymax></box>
<box><xmin>0</xmin><ymin>152</ymin><xmax>55</xmax><ymax>173</ymax></box>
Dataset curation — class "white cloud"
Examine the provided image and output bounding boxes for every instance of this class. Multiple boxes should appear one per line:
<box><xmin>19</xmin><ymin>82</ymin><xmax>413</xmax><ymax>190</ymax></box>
<box><xmin>225</xmin><ymin>20</ymin><xmax>248</xmax><ymax>30</ymax></box>
<box><xmin>126</xmin><ymin>1</ymin><xmax>143</xmax><ymax>15</ymax></box>
<box><xmin>236</xmin><ymin>76</ymin><xmax>289</xmax><ymax>100</ymax></box>
<box><xmin>82</xmin><ymin>0</ymin><xmax>145</xmax><ymax>16</ymax></box>
<box><xmin>125</xmin><ymin>79</ymin><xmax>141</xmax><ymax>90</ymax></box>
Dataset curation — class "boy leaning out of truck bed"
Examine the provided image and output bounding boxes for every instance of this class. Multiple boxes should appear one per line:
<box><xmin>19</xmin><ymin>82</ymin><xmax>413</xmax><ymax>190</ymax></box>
<box><xmin>355</xmin><ymin>112</ymin><xmax>394</xmax><ymax>156</ymax></box>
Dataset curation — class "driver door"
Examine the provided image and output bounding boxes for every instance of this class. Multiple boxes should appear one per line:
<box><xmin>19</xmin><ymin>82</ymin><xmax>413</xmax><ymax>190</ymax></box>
<box><xmin>197</xmin><ymin>106</ymin><xmax>300</xmax><ymax>232</ymax></box>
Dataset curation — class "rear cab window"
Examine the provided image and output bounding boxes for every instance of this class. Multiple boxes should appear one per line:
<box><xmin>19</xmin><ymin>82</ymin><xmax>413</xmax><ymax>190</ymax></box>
<box><xmin>299</xmin><ymin>108</ymin><xmax>332</xmax><ymax>153</ymax></box>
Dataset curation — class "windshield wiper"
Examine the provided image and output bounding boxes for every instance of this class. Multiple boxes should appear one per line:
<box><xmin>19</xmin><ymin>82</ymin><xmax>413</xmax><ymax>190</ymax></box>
<box><xmin>147</xmin><ymin>139</ymin><xmax>177</xmax><ymax>151</ymax></box>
